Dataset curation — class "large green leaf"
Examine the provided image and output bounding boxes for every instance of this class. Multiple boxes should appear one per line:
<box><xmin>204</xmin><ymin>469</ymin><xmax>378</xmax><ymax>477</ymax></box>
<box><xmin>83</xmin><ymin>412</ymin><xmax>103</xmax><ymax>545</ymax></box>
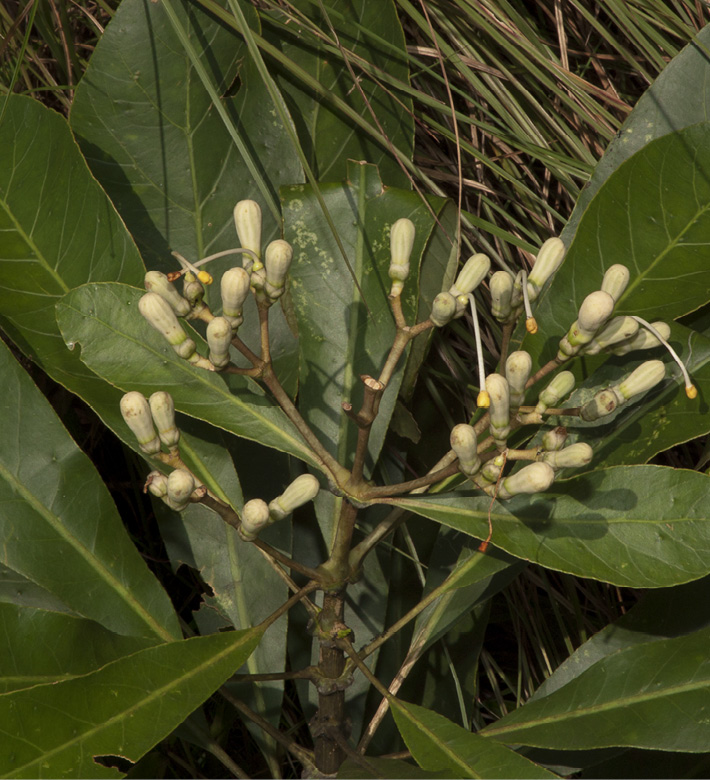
<box><xmin>524</xmin><ymin>124</ymin><xmax>710</xmax><ymax>367</ymax></box>
<box><xmin>0</xmin><ymin>627</ymin><xmax>262</xmax><ymax>778</ymax></box>
<box><xmin>391</xmin><ymin>699</ymin><xmax>559</xmax><ymax>779</ymax></box>
<box><xmin>389</xmin><ymin>465</ymin><xmax>710</xmax><ymax>588</ymax></box>
<box><xmin>338</xmin><ymin>756</ymin><xmax>455</xmax><ymax>778</ymax></box>
<box><xmin>482</xmin><ymin>626</ymin><xmax>710</xmax><ymax>753</ymax></box>
<box><xmin>0</xmin><ymin>338</ymin><xmax>179</xmax><ymax>641</ymax></box>
<box><xmin>0</xmin><ymin>603</ymin><xmax>155</xmax><ymax>694</ymax></box>
<box><xmin>268</xmin><ymin>0</ymin><xmax>413</xmax><ymax>187</ymax></box>
<box><xmin>56</xmin><ymin>282</ymin><xmax>324</xmax><ymax>471</ymax></box>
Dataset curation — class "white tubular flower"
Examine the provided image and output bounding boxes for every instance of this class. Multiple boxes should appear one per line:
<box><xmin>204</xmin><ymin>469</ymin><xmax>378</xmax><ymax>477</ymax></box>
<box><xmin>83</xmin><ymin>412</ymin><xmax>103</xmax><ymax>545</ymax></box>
<box><xmin>233</xmin><ymin>200</ymin><xmax>262</xmax><ymax>271</ymax></box>
<box><xmin>542</xmin><ymin>426</ymin><xmax>568</xmax><ymax>451</ymax></box>
<box><xmin>601</xmin><ymin>264</ymin><xmax>630</xmax><ymax>303</ymax></box>
<box><xmin>557</xmin><ymin>290</ymin><xmax>615</xmax><ymax>360</ymax></box>
<box><xmin>221</xmin><ymin>267</ymin><xmax>251</xmax><ymax>329</ymax></box>
<box><xmin>139</xmin><ymin>292</ymin><xmax>196</xmax><ymax>360</ymax></box>
<box><xmin>615</xmin><ymin>359</ymin><xmax>666</xmax><ymax>401</ymax></box>
<box><xmin>239</xmin><ymin>498</ymin><xmax>270</xmax><ymax>541</ymax></box>
<box><xmin>264</xmin><ymin>240</ymin><xmax>293</xmax><ymax>301</ymax></box>
<box><xmin>450</xmin><ymin>424</ymin><xmax>480</xmax><ymax>476</ymax></box>
<box><xmin>388</xmin><ymin>218</ymin><xmax>415</xmax><ymax>298</ymax></box>
<box><xmin>506</xmin><ymin>351</ymin><xmax>532</xmax><ymax>412</ymax></box>
<box><xmin>611</xmin><ymin>321</ymin><xmax>671</xmax><ymax>356</ymax></box>
<box><xmin>526</xmin><ymin>237</ymin><xmax>566</xmax><ymax>301</ymax></box>
<box><xmin>144</xmin><ymin>271</ymin><xmax>191</xmax><ymax>316</ymax></box>
<box><xmin>490</xmin><ymin>271</ymin><xmax>514</xmax><ymax>322</ymax></box>
<box><xmin>269</xmin><ymin>474</ymin><xmax>320</xmax><ymax>523</ymax></box>
<box><xmin>120</xmin><ymin>392</ymin><xmax>161</xmax><ymax>454</ymax></box>
<box><xmin>486</xmin><ymin>373</ymin><xmax>510</xmax><ymax>448</ymax></box>
<box><xmin>535</xmin><ymin>371</ymin><xmax>575</xmax><ymax>414</ymax></box>
<box><xmin>145</xmin><ymin>471</ymin><xmax>168</xmax><ymax>498</ymax></box>
<box><xmin>543</xmin><ymin>442</ymin><xmax>593</xmax><ymax>470</ymax></box>
<box><xmin>166</xmin><ymin>469</ymin><xmax>195</xmax><ymax>511</ymax></box>
<box><xmin>584</xmin><ymin>316</ymin><xmax>639</xmax><ymax>356</ymax></box>
<box><xmin>149</xmin><ymin>391</ymin><xmax>179</xmax><ymax>449</ymax></box>
<box><xmin>430</xmin><ymin>291</ymin><xmax>457</xmax><ymax>327</ymax></box>
<box><xmin>449</xmin><ymin>253</ymin><xmax>490</xmax><ymax>299</ymax></box>
<box><xmin>498</xmin><ymin>462</ymin><xmax>555</xmax><ymax>500</ymax></box>
<box><xmin>206</xmin><ymin>317</ymin><xmax>232</xmax><ymax>369</ymax></box>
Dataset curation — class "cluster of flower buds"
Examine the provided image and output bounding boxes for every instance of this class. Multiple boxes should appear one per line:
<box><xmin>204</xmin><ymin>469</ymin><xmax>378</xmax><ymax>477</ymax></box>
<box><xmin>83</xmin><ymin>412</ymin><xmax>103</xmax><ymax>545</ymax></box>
<box><xmin>239</xmin><ymin>474</ymin><xmax>320</xmax><ymax>541</ymax></box>
<box><xmin>120</xmin><ymin>391</ymin><xmax>181</xmax><ymax>454</ymax></box>
<box><xmin>430</xmin><ymin>253</ymin><xmax>491</xmax><ymax>327</ymax></box>
<box><xmin>145</xmin><ymin>469</ymin><xmax>202</xmax><ymax>512</ymax></box>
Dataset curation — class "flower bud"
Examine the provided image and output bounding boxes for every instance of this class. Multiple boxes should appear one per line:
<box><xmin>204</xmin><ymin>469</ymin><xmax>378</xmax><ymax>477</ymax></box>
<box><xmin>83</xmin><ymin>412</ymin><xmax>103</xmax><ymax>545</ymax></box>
<box><xmin>498</xmin><ymin>462</ymin><xmax>555</xmax><ymax>500</ymax></box>
<box><xmin>430</xmin><ymin>291</ymin><xmax>457</xmax><ymax>327</ymax></box>
<box><xmin>506</xmin><ymin>351</ymin><xmax>532</xmax><ymax>412</ymax></box>
<box><xmin>183</xmin><ymin>275</ymin><xmax>205</xmax><ymax>308</ymax></box>
<box><xmin>535</xmin><ymin>371</ymin><xmax>575</xmax><ymax>414</ymax></box>
<box><xmin>486</xmin><ymin>373</ymin><xmax>510</xmax><ymax>448</ymax></box>
<box><xmin>139</xmin><ymin>292</ymin><xmax>196</xmax><ymax>360</ymax></box>
<box><xmin>221</xmin><ymin>267</ymin><xmax>251</xmax><ymax>328</ymax></box>
<box><xmin>542</xmin><ymin>426</ymin><xmax>568</xmax><ymax>451</ymax></box>
<box><xmin>450</xmin><ymin>424</ymin><xmax>480</xmax><ymax>476</ymax></box>
<box><xmin>264</xmin><ymin>240</ymin><xmax>293</xmax><ymax>301</ymax></box>
<box><xmin>449</xmin><ymin>253</ymin><xmax>490</xmax><ymax>298</ymax></box>
<box><xmin>490</xmin><ymin>271</ymin><xmax>514</xmax><ymax>322</ymax></box>
<box><xmin>149</xmin><ymin>391</ymin><xmax>179</xmax><ymax>448</ymax></box>
<box><xmin>510</xmin><ymin>269</ymin><xmax>525</xmax><ymax>308</ymax></box>
<box><xmin>526</xmin><ymin>237</ymin><xmax>566</xmax><ymax>300</ymax></box>
<box><xmin>601</xmin><ymin>264</ymin><xmax>630</xmax><ymax>303</ymax></box>
<box><xmin>145</xmin><ymin>471</ymin><xmax>168</xmax><ymax>498</ymax></box>
<box><xmin>166</xmin><ymin>469</ymin><xmax>195</xmax><ymax>511</ymax></box>
<box><xmin>474</xmin><ymin>453</ymin><xmax>505</xmax><ymax>488</ymax></box>
<box><xmin>239</xmin><ymin>498</ymin><xmax>270</xmax><ymax>541</ymax></box>
<box><xmin>615</xmin><ymin>359</ymin><xmax>665</xmax><ymax>400</ymax></box>
<box><xmin>584</xmin><ymin>316</ymin><xmax>639</xmax><ymax>355</ymax></box>
<box><xmin>206</xmin><ymin>316</ymin><xmax>233</xmax><ymax>369</ymax></box>
<box><xmin>144</xmin><ymin>271</ymin><xmax>191</xmax><ymax>316</ymax></box>
<box><xmin>580</xmin><ymin>389</ymin><xmax>620</xmax><ymax>422</ymax></box>
<box><xmin>120</xmin><ymin>392</ymin><xmax>161</xmax><ymax>454</ymax></box>
<box><xmin>611</xmin><ymin>321</ymin><xmax>670</xmax><ymax>355</ymax></box>
<box><xmin>543</xmin><ymin>442</ymin><xmax>593</xmax><ymax>470</ymax></box>
<box><xmin>557</xmin><ymin>290</ymin><xmax>615</xmax><ymax>359</ymax></box>
<box><xmin>269</xmin><ymin>474</ymin><xmax>320</xmax><ymax>522</ymax></box>
<box><xmin>233</xmin><ymin>200</ymin><xmax>262</xmax><ymax>270</ymax></box>
<box><xmin>388</xmin><ymin>218</ymin><xmax>415</xmax><ymax>297</ymax></box>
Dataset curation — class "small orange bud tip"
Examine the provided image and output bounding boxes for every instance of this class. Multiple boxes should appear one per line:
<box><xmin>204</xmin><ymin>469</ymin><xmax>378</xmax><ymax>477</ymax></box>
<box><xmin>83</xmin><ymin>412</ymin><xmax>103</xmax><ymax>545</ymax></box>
<box><xmin>197</xmin><ymin>270</ymin><xmax>213</xmax><ymax>285</ymax></box>
<box><xmin>686</xmin><ymin>384</ymin><xmax>698</xmax><ymax>399</ymax></box>
<box><xmin>478</xmin><ymin>541</ymin><xmax>489</xmax><ymax>554</ymax></box>
<box><xmin>526</xmin><ymin>317</ymin><xmax>538</xmax><ymax>334</ymax></box>
<box><xmin>166</xmin><ymin>271</ymin><xmax>182</xmax><ymax>282</ymax></box>
<box><xmin>477</xmin><ymin>391</ymin><xmax>490</xmax><ymax>408</ymax></box>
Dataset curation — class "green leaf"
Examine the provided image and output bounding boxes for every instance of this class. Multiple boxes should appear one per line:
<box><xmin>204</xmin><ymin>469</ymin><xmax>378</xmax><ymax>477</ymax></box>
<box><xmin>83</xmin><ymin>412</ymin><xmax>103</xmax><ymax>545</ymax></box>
<box><xmin>0</xmin><ymin>628</ymin><xmax>262</xmax><ymax>778</ymax></box>
<box><xmin>268</xmin><ymin>0</ymin><xmax>413</xmax><ymax>187</ymax></box>
<box><xmin>526</xmin><ymin>124</ymin><xmax>710</xmax><ymax>367</ymax></box>
<box><xmin>338</xmin><ymin>756</ymin><xmax>455</xmax><ymax>778</ymax></box>
<box><xmin>389</xmin><ymin>465</ymin><xmax>710</xmax><ymax>588</ymax></box>
<box><xmin>0</xmin><ymin>338</ymin><xmax>180</xmax><ymax>641</ymax></box>
<box><xmin>482</xmin><ymin>626</ymin><xmax>710</xmax><ymax>753</ymax></box>
<box><xmin>391</xmin><ymin>699</ymin><xmax>559</xmax><ymax>778</ymax></box>
<box><xmin>0</xmin><ymin>603</ymin><xmax>155</xmax><ymax>694</ymax></box>
<box><xmin>0</xmin><ymin>563</ymin><xmax>75</xmax><ymax>615</ymax></box>
<box><xmin>56</xmin><ymin>282</ymin><xmax>323</xmax><ymax>471</ymax></box>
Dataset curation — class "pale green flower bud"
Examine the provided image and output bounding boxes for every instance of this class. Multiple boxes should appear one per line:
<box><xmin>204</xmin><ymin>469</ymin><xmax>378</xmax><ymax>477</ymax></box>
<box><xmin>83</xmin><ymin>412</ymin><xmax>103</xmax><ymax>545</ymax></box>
<box><xmin>450</xmin><ymin>424</ymin><xmax>480</xmax><ymax>476</ymax></box>
<box><xmin>149</xmin><ymin>391</ymin><xmax>179</xmax><ymax>449</ymax></box>
<box><xmin>498</xmin><ymin>462</ymin><xmax>555</xmax><ymax>500</ymax></box>
<box><xmin>474</xmin><ymin>453</ymin><xmax>505</xmax><ymax>488</ymax></box>
<box><xmin>510</xmin><ymin>269</ymin><xmax>524</xmax><ymax>308</ymax></box>
<box><xmin>601</xmin><ymin>264</ymin><xmax>630</xmax><ymax>303</ymax></box>
<box><xmin>139</xmin><ymin>292</ymin><xmax>196</xmax><ymax>360</ymax></box>
<box><xmin>206</xmin><ymin>316</ymin><xmax>232</xmax><ymax>369</ymax></box>
<box><xmin>269</xmin><ymin>474</ymin><xmax>320</xmax><ymax>522</ymax></box>
<box><xmin>527</xmin><ymin>237</ymin><xmax>565</xmax><ymax>300</ymax></box>
<box><xmin>506</xmin><ymin>351</ymin><xmax>532</xmax><ymax>412</ymax></box>
<box><xmin>543</xmin><ymin>442</ymin><xmax>593</xmax><ymax>470</ymax></box>
<box><xmin>144</xmin><ymin>271</ymin><xmax>191</xmax><ymax>316</ymax></box>
<box><xmin>183</xmin><ymin>276</ymin><xmax>205</xmax><ymax>308</ymax></box>
<box><xmin>240</xmin><ymin>498</ymin><xmax>270</xmax><ymax>541</ymax></box>
<box><xmin>233</xmin><ymin>200</ymin><xmax>262</xmax><ymax>271</ymax></box>
<box><xmin>146</xmin><ymin>471</ymin><xmax>168</xmax><ymax>498</ymax></box>
<box><xmin>542</xmin><ymin>426</ymin><xmax>568</xmax><ymax>451</ymax></box>
<box><xmin>557</xmin><ymin>290</ymin><xmax>615</xmax><ymax>359</ymax></box>
<box><xmin>486</xmin><ymin>373</ymin><xmax>510</xmax><ymax>448</ymax></box>
<box><xmin>388</xmin><ymin>218</ymin><xmax>415</xmax><ymax>297</ymax></box>
<box><xmin>490</xmin><ymin>271</ymin><xmax>514</xmax><ymax>322</ymax></box>
<box><xmin>535</xmin><ymin>371</ymin><xmax>575</xmax><ymax>414</ymax></box>
<box><xmin>611</xmin><ymin>321</ymin><xmax>670</xmax><ymax>356</ymax></box>
<box><xmin>616</xmin><ymin>359</ymin><xmax>666</xmax><ymax>400</ymax></box>
<box><xmin>449</xmin><ymin>253</ymin><xmax>490</xmax><ymax>298</ymax></box>
<box><xmin>120</xmin><ymin>392</ymin><xmax>161</xmax><ymax>454</ymax></box>
<box><xmin>584</xmin><ymin>316</ymin><xmax>639</xmax><ymax>356</ymax></box>
<box><xmin>166</xmin><ymin>469</ymin><xmax>195</xmax><ymax>511</ymax></box>
<box><xmin>430</xmin><ymin>291</ymin><xmax>457</xmax><ymax>327</ymax></box>
<box><xmin>221</xmin><ymin>267</ymin><xmax>251</xmax><ymax>329</ymax></box>
<box><xmin>264</xmin><ymin>240</ymin><xmax>293</xmax><ymax>301</ymax></box>
<box><xmin>580</xmin><ymin>389</ymin><xmax>620</xmax><ymax>422</ymax></box>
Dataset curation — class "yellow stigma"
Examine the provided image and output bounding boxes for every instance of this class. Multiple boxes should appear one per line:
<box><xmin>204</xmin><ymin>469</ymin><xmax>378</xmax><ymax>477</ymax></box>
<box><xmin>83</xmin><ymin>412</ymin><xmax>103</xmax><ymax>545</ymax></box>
<box><xmin>197</xmin><ymin>270</ymin><xmax>213</xmax><ymax>285</ymax></box>
<box><xmin>477</xmin><ymin>390</ymin><xmax>490</xmax><ymax>408</ymax></box>
<box><xmin>686</xmin><ymin>384</ymin><xmax>698</xmax><ymax>399</ymax></box>
<box><xmin>525</xmin><ymin>317</ymin><xmax>538</xmax><ymax>334</ymax></box>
